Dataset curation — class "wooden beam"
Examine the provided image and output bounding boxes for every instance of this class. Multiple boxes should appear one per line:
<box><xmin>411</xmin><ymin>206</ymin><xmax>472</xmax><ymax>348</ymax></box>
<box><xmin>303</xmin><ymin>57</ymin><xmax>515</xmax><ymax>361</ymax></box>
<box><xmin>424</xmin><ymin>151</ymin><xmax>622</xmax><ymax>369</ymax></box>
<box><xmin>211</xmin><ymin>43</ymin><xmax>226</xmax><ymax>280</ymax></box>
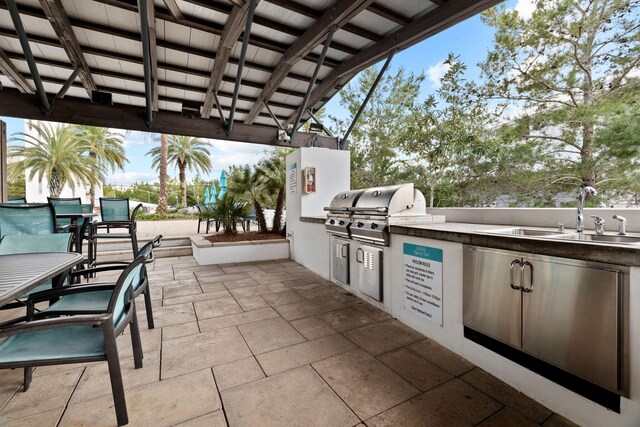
<box><xmin>89</xmin><ymin>0</ymin><xmax>342</xmax><ymax>66</ymax></box>
<box><xmin>38</xmin><ymin>0</ymin><xmax>96</xmax><ymax>95</ymax></box>
<box><xmin>20</xmin><ymin>72</ymin><xmax>293</xmax><ymax>120</ymax></box>
<box><xmin>0</xmin><ymin>48</ymin><xmax>34</xmax><ymax>93</ymax></box>
<box><xmin>285</xmin><ymin>0</ymin><xmax>503</xmax><ymax>124</ymax></box>
<box><xmin>138</xmin><ymin>0</ymin><xmax>158</xmax><ymax>112</ymax></box>
<box><xmin>0</xmin><ymin>91</ymin><xmax>340</xmax><ymax>149</ymax></box>
<box><xmin>5</xmin><ymin>50</ymin><xmax>309</xmax><ymax>110</ymax></box>
<box><xmin>201</xmin><ymin>0</ymin><xmax>261</xmax><ymax>119</ymax></box>
<box><xmin>0</xmin><ymin>27</ymin><xmax>322</xmax><ymax>89</ymax></box>
<box><xmin>162</xmin><ymin>0</ymin><xmax>184</xmax><ymax>20</ymax></box>
<box><xmin>244</xmin><ymin>0</ymin><xmax>374</xmax><ymax>124</ymax></box>
<box><xmin>367</xmin><ymin>3</ymin><xmax>411</xmax><ymax>25</ymax></box>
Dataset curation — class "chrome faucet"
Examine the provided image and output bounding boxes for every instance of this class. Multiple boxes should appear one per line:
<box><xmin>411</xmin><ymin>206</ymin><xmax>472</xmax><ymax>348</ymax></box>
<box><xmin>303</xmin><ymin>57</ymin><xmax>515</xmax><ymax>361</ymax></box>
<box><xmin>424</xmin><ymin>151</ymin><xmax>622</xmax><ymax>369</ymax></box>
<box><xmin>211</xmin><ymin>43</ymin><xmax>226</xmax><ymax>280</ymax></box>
<box><xmin>577</xmin><ymin>186</ymin><xmax>597</xmax><ymax>233</ymax></box>
<box><xmin>613</xmin><ymin>215</ymin><xmax>627</xmax><ymax>235</ymax></box>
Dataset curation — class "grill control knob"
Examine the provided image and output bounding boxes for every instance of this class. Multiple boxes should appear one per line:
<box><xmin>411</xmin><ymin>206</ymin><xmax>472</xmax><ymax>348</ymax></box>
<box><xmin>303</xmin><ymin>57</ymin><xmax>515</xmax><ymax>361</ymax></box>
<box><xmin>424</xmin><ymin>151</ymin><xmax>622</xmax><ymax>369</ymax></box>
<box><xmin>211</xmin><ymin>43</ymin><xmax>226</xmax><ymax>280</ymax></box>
<box><xmin>370</xmin><ymin>223</ymin><xmax>378</xmax><ymax>229</ymax></box>
<box><xmin>329</xmin><ymin>219</ymin><xmax>335</xmax><ymax>225</ymax></box>
<box><xmin>339</xmin><ymin>220</ymin><xmax>345</xmax><ymax>225</ymax></box>
<box><xmin>357</xmin><ymin>222</ymin><xmax>364</xmax><ymax>228</ymax></box>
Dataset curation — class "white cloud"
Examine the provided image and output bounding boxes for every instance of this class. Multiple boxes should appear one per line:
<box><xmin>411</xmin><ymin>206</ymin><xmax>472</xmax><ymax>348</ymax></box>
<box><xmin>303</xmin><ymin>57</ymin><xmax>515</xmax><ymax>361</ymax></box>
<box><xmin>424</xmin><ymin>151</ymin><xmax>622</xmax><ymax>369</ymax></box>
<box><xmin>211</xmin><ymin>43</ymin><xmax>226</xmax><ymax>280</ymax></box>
<box><xmin>122</xmin><ymin>131</ymin><xmax>155</xmax><ymax>147</ymax></box>
<box><xmin>514</xmin><ymin>0</ymin><xmax>535</xmax><ymax>19</ymax></box>
<box><xmin>426</xmin><ymin>60</ymin><xmax>450</xmax><ymax>89</ymax></box>
<box><xmin>106</xmin><ymin>171</ymin><xmax>157</xmax><ymax>185</ymax></box>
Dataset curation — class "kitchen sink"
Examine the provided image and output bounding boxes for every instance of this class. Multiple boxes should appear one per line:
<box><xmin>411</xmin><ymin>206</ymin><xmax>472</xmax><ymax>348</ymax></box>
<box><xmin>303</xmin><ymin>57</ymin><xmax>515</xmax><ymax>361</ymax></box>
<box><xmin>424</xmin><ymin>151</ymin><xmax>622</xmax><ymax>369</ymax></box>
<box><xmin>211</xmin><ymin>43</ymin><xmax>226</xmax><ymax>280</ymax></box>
<box><xmin>551</xmin><ymin>233</ymin><xmax>640</xmax><ymax>244</ymax></box>
<box><xmin>481</xmin><ymin>228</ymin><xmax>564</xmax><ymax>236</ymax></box>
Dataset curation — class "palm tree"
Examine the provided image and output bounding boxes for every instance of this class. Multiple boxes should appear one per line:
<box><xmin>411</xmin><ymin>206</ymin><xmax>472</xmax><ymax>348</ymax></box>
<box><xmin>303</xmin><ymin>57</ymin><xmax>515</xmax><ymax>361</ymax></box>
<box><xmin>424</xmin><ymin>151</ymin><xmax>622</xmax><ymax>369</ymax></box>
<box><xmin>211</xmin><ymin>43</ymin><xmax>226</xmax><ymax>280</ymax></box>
<box><xmin>147</xmin><ymin>135</ymin><xmax>212</xmax><ymax>207</ymax></box>
<box><xmin>156</xmin><ymin>134</ymin><xmax>169</xmax><ymax>213</ymax></box>
<box><xmin>75</xmin><ymin>125</ymin><xmax>128</xmax><ymax>206</ymax></box>
<box><xmin>227</xmin><ymin>164</ymin><xmax>269</xmax><ymax>232</ymax></box>
<box><xmin>9</xmin><ymin>122</ymin><xmax>103</xmax><ymax>197</ymax></box>
<box><xmin>258</xmin><ymin>153</ymin><xmax>287</xmax><ymax>234</ymax></box>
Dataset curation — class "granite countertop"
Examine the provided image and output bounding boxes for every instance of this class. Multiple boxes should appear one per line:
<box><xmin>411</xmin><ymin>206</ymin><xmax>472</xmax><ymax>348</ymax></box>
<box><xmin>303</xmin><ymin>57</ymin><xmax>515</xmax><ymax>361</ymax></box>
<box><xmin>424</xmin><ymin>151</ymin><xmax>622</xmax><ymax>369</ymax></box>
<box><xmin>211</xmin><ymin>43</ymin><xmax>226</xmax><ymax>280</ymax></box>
<box><xmin>391</xmin><ymin>222</ymin><xmax>640</xmax><ymax>267</ymax></box>
<box><xmin>299</xmin><ymin>216</ymin><xmax>640</xmax><ymax>267</ymax></box>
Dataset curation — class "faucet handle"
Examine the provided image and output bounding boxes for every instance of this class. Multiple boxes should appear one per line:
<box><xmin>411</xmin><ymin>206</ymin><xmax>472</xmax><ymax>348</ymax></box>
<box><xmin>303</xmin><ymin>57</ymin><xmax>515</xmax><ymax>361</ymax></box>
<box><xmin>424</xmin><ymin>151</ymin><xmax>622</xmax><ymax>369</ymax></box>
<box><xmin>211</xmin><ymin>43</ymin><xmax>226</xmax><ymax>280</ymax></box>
<box><xmin>555</xmin><ymin>222</ymin><xmax>565</xmax><ymax>233</ymax></box>
<box><xmin>591</xmin><ymin>215</ymin><xmax>606</xmax><ymax>234</ymax></box>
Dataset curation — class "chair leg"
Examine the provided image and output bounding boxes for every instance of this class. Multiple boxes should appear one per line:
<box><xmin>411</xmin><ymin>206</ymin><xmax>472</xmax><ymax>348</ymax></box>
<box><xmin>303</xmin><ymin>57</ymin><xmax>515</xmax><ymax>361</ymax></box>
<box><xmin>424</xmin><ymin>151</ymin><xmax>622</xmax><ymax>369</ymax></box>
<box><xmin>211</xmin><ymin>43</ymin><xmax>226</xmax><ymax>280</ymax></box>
<box><xmin>143</xmin><ymin>285</ymin><xmax>155</xmax><ymax>329</ymax></box>
<box><xmin>131</xmin><ymin>228</ymin><xmax>139</xmax><ymax>258</ymax></box>
<box><xmin>23</xmin><ymin>367</ymin><xmax>32</xmax><ymax>392</ymax></box>
<box><xmin>103</xmin><ymin>326</ymin><xmax>128</xmax><ymax>426</ymax></box>
<box><xmin>129</xmin><ymin>304</ymin><xmax>144</xmax><ymax>368</ymax></box>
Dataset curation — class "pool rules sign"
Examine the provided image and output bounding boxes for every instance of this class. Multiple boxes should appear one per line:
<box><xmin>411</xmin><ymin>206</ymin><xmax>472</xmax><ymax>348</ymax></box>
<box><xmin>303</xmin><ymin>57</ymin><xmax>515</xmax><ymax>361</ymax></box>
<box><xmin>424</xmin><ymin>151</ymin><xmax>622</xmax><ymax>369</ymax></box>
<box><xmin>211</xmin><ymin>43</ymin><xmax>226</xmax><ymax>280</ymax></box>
<box><xmin>403</xmin><ymin>243</ymin><xmax>443</xmax><ymax>326</ymax></box>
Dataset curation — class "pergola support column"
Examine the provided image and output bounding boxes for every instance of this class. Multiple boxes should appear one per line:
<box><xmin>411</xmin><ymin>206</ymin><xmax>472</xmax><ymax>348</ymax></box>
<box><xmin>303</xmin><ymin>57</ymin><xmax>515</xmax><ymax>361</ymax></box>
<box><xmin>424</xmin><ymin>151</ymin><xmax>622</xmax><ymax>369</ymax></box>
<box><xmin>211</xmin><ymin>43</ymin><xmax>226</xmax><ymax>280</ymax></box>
<box><xmin>0</xmin><ymin>120</ymin><xmax>7</xmax><ymax>203</ymax></box>
<box><xmin>5</xmin><ymin>0</ymin><xmax>52</xmax><ymax>115</ymax></box>
<box><xmin>226</xmin><ymin>0</ymin><xmax>257</xmax><ymax>136</ymax></box>
<box><xmin>139</xmin><ymin>0</ymin><xmax>156</xmax><ymax>128</ymax></box>
<box><xmin>290</xmin><ymin>25</ymin><xmax>336</xmax><ymax>143</ymax></box>
<box><xmin>340</xmin><ymin>48</ymin><xmax>396</xmax><ymax>149</ymax></box>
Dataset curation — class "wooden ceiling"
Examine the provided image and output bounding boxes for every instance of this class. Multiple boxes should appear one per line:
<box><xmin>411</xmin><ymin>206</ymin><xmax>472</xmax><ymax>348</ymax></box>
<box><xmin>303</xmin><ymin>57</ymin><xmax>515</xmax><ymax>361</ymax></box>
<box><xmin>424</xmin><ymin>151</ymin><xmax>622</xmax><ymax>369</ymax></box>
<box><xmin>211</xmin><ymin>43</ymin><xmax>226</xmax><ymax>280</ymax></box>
<box><xmin>0</xmin><ymin>0</ymin><xmax>502</xmax><ymax>148</ymax></box>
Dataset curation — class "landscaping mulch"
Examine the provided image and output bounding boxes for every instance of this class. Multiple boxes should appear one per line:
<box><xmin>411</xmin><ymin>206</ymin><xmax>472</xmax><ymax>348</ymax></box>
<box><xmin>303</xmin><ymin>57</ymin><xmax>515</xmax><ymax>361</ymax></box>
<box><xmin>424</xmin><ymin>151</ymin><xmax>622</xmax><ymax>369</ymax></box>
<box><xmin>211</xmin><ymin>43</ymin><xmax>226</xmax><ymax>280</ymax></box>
<box><xmin>205</xmin><ymin>232</ymin><xmax>285</xmax><ymax>243</ymax></box>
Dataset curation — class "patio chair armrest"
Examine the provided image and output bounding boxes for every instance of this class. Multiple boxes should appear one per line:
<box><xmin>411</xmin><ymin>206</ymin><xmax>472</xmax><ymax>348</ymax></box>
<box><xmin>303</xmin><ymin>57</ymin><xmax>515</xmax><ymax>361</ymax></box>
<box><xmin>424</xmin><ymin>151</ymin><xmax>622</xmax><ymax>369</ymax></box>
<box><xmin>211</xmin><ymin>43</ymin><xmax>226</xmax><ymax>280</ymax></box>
<box><xmin>70</xmin><ymin>263</ymin><xmax>127</xmax><ymax>278</ymax></box>
<box><xmin>0</xmin><ymin>315</ymin><xmax>109</xmax><ymax>338</ymax></box>
<box><xmin>151</xmin><ymin>234</ymin><xmax>163</xmax><ymax>248</ymax></box>
<box><xmin>131</xmin><ymin>203</ymin><xmax>144</xmax><ymax>222</ymax></box>
<box><xmin>91</xmin><ymin>220</ymin><xmax>132</xmax><ymax>228</ymax></box>
<box><xmin>27</xmin><ymin>283</ymin><xmax>116</xmax><ymax>304</ymax></box>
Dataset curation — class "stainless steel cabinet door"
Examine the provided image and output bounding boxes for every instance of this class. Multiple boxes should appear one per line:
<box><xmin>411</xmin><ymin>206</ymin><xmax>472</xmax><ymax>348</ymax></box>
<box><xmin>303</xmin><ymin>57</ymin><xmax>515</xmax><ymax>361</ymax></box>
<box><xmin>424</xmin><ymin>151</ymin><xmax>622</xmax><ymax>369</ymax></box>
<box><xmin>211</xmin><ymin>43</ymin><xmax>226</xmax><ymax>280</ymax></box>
<box><xmin>332</xmin><ymin>238</ymin><xmax>350</xmax><ymax>285</ymax></box>
<box><xmin>463</xmin><ymin>246</ymin><xmax>522</xmax><ymax>348</ymax></box>
<box><xmin>522</xmin><ymin>258</ymin><xmax>620</xmax><ymax>392</ymax></box>
<box><xmin>357</xmin><ymin>244</ymin><xmax>383</xmax><ymax>301</ymax></box>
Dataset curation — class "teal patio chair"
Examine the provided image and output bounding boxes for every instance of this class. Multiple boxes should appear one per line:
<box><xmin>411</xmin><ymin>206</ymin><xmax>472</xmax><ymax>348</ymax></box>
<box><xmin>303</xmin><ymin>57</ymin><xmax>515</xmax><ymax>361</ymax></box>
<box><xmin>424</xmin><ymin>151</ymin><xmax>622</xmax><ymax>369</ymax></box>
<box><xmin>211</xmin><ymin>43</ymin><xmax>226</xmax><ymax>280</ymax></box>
<box><xmin>71</xmin><ymin>235</ymin><xmax>162</xmax><ymax>329</ymax></box>
<box><xmin>0</xmin><ymin>233</ymin><xmax>73</xmax><ymax>310</ymax></box>
<box><xmin>0</xmin><ymin>203</ymin><xmax>57</xmax><ymax>236</ymax></box>
<box><xmin>7</xmin><ymin>196</ymin><xmax>27</xmax><ymax>204</ymax></box>
<box><xmin>89</xmin><ymin>198</ymin><xmax>143</xmax><ymax>265</ymax></box>
<box><xmin>0</xmin><ymin>255</ymin><xmax>146</xmax><ymax>426</ymax></box>
<box><xmin>242</xmin><ymin>204</ymin><xmax>257</xmax><ymax>232</ymax></box>
<box><xmin>48</xmin><ymin>197</ymin><xmax>81</xmax><ymax>231</ymax></box>
<box><xmin>196</xmin><ymin>204</ymin><xmax>216</xmax><ymax>233</ymax></box>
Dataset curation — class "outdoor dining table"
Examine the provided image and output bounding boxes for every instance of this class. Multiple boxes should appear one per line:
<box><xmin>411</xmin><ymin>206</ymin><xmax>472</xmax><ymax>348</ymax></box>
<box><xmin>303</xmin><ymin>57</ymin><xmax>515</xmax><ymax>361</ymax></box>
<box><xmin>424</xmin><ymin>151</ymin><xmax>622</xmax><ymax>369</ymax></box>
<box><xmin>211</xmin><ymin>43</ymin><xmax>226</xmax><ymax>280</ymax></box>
<box><xmin>0</xmin><ymin>252</ymin><xmax>83</xmax><ymax>308</ymax></box>
<box><xmin>55</xmin><ymin>212</ymin><xmax>97</xmax><ymax>254</ymax></box>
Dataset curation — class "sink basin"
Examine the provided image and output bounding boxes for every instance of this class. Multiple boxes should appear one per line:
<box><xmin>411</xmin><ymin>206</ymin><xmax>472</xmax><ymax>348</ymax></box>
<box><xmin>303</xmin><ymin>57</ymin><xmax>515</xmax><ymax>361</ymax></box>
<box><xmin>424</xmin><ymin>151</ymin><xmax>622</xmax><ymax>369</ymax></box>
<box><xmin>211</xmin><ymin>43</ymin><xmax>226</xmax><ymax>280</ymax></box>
<box><xmin>551</xmin><ymin>234</ymin><xmax>640</xmax><ymax>244</ymax></box>
<box><xmin>482</xmin><ymin>228</ymin><xmax>564</xmax><ymax>236</ymax></box>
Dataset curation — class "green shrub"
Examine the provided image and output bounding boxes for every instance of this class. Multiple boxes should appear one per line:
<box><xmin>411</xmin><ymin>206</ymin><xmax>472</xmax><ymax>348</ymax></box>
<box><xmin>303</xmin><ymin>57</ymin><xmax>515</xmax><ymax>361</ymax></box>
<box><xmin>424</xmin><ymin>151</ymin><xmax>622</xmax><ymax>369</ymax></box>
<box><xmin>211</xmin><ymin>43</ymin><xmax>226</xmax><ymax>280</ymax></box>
<box><xmin>137</xmin><ymin>212</ymin><xmax>195</xmax><ymax>221</ymax></box>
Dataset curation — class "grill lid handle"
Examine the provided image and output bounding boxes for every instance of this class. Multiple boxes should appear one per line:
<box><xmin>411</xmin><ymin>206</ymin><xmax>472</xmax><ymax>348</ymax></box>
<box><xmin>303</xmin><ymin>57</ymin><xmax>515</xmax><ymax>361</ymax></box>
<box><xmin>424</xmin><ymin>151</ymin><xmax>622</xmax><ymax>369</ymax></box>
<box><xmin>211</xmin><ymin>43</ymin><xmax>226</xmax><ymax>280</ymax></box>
<box><xmin>350</xmin><ymin>207</ymin><xmax>388</xmax><ymax>213</ymax></box>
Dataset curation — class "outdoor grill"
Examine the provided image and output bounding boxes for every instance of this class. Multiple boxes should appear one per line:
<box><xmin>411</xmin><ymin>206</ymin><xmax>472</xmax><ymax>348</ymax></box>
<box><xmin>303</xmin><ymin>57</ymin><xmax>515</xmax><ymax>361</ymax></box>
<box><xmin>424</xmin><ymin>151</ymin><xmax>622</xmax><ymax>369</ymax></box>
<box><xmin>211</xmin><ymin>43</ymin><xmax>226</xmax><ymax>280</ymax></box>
<box><xmin>324</xmin><ymin>189</ymin><xmax>366</xmax><ymax>239</ymax></box>
<box><xmin>349</xmin><ymin>183</ymin><xmax>428</xmax><ymax>246</ymax></box>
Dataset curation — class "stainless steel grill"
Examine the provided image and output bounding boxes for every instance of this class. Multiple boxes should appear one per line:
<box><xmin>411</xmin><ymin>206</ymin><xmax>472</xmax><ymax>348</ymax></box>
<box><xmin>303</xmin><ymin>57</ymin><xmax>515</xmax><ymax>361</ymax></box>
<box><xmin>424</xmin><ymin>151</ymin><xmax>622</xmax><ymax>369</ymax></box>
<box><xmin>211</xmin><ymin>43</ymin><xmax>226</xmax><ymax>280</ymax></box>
<box><xmin>324</xmin><ymin>189</ymin><xmax>365</xmax><ymax>239</ymax></box>
<box><xmin>350</xmin><ymin>184</ymin><xmax>428</xmax><ymax>246</ymax></box>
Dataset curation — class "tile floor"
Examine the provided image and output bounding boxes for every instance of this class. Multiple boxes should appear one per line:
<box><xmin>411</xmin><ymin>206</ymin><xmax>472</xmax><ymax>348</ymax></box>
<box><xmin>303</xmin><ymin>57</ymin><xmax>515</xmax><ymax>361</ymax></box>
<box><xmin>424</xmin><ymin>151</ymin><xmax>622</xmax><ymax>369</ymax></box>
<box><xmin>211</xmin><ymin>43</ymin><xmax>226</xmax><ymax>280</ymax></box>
<box><xmin>0</xmin><ymin>256</ymin><xmax>580</xmax><ymax>427</ymax></box>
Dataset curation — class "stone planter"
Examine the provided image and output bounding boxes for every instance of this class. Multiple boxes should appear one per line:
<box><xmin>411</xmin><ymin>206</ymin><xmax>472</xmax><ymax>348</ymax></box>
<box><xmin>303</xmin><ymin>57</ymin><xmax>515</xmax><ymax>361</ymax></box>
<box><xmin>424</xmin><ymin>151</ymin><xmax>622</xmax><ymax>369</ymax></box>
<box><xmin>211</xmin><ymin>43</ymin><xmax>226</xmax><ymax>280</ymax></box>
<box><xmin>191</xmin><ymin>236</ymin><xmax>290</xmax><ymax>265</ymax></box>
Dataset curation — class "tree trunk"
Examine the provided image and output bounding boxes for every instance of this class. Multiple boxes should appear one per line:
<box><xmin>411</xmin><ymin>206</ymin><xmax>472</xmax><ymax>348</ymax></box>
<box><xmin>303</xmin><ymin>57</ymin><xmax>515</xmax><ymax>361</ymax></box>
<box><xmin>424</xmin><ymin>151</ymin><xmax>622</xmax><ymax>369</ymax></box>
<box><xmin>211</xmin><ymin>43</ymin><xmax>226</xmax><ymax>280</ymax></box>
<box><xmin>48</xmin><ymin>172</ymin><xmax>62</xmax><ymax>197</ymax></box>
<box><xmin>89</xmin><ymin>151</ymin><xmax>97</xmax><ymax>206</ymax></box>
<box><xmin>272</xmin><ymin>185</ymin><xmax>285</xmax><ymax>233</ymax></box>
<box><xmin>156</xmin><ymin>134</ymin><xmax>169</xmax><ymax>213</ymax></box>
<box><xmin>429</xmin><ymin>184</ymin><xmax>434</xmax><ymax>208</ymax></box>
<box><xmin>179</xmin><ymin>163</ymin><xmax>187</xmax><ymax>208</ymax></box>
<box><xmin>253</xmin><ymin>199</ymin><xmax>268</xmax><ymax>232</ymax></box>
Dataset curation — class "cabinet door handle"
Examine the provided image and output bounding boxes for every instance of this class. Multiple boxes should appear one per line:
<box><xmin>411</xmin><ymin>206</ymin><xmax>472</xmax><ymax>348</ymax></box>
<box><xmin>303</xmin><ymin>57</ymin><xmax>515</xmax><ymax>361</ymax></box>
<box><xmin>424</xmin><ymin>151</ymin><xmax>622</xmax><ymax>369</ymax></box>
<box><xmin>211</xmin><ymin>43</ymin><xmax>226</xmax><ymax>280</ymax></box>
<box><xmin>356</xmin><ymin>248</ymin><xmax>364</xmax><ymax>263</ymax></box>
<box><xmin>522</xmin><ymin>261</ymin><xmax>534</xmax><ymax>293</ymax></box>
<box><xmin>510</xmin><ymin>259</ymin><xmax>521</xmax><ymax>290</ymax></box>
<box><xmin>340</xmin><ymin>245</ymin><xmax>347</xmax><ymax>258</ymax></box>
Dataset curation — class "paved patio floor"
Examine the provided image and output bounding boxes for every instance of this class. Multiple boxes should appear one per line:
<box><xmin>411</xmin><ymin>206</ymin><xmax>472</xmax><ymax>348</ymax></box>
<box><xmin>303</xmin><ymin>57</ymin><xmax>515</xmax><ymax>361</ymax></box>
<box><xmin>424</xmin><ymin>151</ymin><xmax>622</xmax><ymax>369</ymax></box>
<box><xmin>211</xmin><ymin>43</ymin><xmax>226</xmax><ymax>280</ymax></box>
<box><xmin>0</xmin><ymin>257</ymin><xmax>578</xmax><ymax>426</ymax></box>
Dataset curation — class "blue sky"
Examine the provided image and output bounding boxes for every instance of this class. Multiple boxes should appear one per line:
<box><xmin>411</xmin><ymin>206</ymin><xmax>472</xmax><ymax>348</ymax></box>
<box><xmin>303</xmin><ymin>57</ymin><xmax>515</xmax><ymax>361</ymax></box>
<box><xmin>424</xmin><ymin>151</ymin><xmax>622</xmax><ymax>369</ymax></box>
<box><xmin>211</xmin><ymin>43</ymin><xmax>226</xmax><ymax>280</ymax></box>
<box><xmin>1</xmin><ymin>0</ymin><xmax>529</xmax><ymax>186</ymax></box>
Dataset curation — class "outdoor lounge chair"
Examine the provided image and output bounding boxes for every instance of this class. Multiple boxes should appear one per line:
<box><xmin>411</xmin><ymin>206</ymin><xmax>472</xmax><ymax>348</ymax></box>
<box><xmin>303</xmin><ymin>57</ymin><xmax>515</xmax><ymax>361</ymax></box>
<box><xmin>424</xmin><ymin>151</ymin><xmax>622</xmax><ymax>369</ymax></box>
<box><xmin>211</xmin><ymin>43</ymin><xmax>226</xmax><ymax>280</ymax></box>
<box><xmin>71</xmin><ymin>235</ymin><xmax>162</xmax><ymax>329</ymax></box>
<box><xmin>242</xmin><ymin>204</ymin><xmax>257</xmax><ymax>232</ymax></box>
<box><xmin>0</xmin><ymin>255</ymin><xmax>146</xmax><ymax>426</ymax></box>
<box><xmin>0</xmin><ymin>233</ymin><xmax>73</xmax><ymax>310</ymax></box>
<box><xmin>0</xmin><ymin>203</ymin><xmax>57</xmax><ymax>235</ymax></box>
<box><xmin>88</xmin><ymin>198</ymin><xmax>143</xmax><ymax>264</ymax></box>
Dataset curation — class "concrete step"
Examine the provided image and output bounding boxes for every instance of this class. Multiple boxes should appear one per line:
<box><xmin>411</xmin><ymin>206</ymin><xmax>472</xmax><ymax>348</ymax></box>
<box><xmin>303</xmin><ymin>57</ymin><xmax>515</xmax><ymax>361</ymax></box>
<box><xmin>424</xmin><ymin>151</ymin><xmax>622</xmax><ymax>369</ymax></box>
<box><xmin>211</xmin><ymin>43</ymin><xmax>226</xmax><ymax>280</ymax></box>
<box><xmin>84</xmin><ymin>235</ymin><xmax>193</xmax><ymax>262</ymax></box>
